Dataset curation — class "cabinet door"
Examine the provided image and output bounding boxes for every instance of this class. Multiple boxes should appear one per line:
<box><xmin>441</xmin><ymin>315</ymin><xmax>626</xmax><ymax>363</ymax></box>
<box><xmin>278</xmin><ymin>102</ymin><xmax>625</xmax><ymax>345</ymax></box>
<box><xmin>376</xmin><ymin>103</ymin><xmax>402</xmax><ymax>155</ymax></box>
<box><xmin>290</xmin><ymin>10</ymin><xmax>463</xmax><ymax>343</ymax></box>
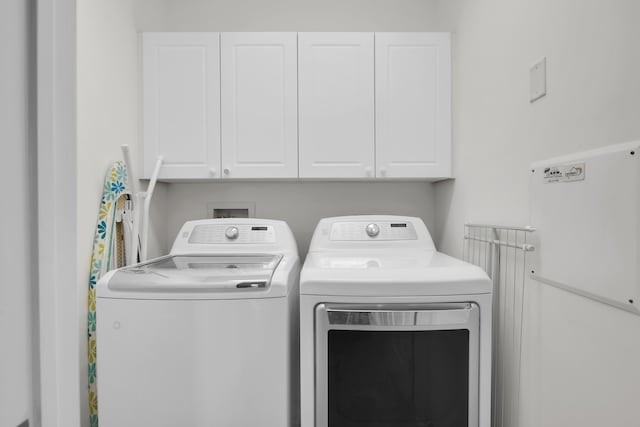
<box><xmin>143</xmin><ymin>33</ymin><xmax>221</xmax><ymax>179</ymax></box>
<box><xmin>375</xmin><ymin>33</ymin><xmax>451</xmax><ymax>179</ymax></box>
<box><xmin>298</xmin><ymin>33</ymin><xmax>375</xmax><ymax>178</ymax></box>
<box><xmin>221</xmin><ymin>33</ymin><xmax>298</xmax><ymax>179</ymax></box>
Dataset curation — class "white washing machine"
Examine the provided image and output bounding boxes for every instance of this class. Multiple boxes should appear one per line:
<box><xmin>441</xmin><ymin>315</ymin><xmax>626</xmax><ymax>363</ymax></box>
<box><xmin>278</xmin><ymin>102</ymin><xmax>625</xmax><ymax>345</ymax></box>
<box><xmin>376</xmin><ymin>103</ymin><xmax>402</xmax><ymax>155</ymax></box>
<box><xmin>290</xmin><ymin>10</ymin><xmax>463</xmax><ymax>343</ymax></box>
<box><xmin>300</xmin><ymin>215</ymin><xmax>492</xmax><ymax>427</ymax></box>
<box><xmin>96</xmin><ymin>218</ymin><xmax>300</xmax><ymax>427</ymax></box>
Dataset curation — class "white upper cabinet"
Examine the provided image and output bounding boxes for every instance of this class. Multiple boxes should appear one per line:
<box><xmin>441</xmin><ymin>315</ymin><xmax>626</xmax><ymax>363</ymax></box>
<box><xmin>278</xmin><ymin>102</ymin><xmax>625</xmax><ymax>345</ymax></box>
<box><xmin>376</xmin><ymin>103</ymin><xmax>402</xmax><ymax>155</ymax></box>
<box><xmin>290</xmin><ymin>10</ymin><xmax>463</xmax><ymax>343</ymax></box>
<box><xmin>142</xmin><ymin>32</ymin><xmax>451</xmax><ymax>181</ymax></box>
<box><xmin>143</xmin><ymin>33</ymin><xmax>221</xmax><ymax>179</ymax></box>
<box><xmin>221</xmin><ymin>33</ymin><xmax>298</xmax><ymax>179</ymax></box>
<box><xmin>375</xmin><ymin>33</ymin><xmax>451</xmax><ymax>179</ymax></box>
<box><xmin>298</xmin><ymin>33</ymin><xmax>375</xmax><ymax>178</ymax></box>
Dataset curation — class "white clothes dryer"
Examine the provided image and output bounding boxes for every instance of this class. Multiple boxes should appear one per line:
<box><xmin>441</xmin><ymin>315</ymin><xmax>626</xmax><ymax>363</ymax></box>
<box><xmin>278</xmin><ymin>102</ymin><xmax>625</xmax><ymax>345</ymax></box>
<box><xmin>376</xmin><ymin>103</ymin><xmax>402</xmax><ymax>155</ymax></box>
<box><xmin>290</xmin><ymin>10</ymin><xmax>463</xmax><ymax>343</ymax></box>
<box><xmin>96</xmin><ymin>218</ymin><xmax>300</xmax><ymax>427</ymax></box>
<box><xmin>300</xmin><ymin>215</ymin><xmax>492</xmax><ymax>427</ymax></box>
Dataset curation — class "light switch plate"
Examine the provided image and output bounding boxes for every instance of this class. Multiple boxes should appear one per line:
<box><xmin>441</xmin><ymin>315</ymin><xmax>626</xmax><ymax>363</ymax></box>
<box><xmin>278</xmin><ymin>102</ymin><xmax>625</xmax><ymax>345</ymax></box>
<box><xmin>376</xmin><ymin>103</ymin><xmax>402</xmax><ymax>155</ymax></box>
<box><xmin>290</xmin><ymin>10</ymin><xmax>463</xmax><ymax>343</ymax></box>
<box><xmin>530</xmin><ymin>57</ymin><xmax>547</xmax><ymax>103</ymax></box>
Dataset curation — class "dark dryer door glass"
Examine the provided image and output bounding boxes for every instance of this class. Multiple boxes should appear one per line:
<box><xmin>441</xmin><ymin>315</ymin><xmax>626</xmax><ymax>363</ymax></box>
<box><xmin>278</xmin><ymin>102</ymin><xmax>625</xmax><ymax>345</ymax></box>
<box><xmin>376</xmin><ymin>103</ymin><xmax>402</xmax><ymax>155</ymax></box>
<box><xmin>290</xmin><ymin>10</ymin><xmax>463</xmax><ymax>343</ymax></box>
<box><xmin>328</xmin><ymin>329</ymin><xmax>469</xmax><ymax>427</ymax></box>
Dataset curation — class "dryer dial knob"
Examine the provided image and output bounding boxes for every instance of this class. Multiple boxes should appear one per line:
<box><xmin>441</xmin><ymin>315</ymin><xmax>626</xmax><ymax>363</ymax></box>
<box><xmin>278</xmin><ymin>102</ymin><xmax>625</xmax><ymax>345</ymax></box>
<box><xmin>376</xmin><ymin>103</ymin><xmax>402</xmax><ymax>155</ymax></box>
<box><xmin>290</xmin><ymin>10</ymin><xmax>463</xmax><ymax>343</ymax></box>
<box><xmin>365</xmin><ymin>223</ymin><xmax>380</xmax><ymax>238</ymax></box>
<box><xmin>225</xmin><ymin>226</ymin><xmax>239</xmax><ymax>240</ymax></box>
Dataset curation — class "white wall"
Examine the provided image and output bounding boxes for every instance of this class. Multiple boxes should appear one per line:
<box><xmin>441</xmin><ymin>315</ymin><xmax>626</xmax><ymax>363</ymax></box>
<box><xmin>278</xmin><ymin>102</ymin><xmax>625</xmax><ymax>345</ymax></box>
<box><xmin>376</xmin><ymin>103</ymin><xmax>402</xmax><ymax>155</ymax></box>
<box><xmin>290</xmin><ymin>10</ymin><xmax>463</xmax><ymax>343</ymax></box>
<box><xmin>159</xmin><ymin>0</ymin><xmax>440</xmax><ymax>31</ymax></box>
<box><xmin>77</xmin><ymin>0</ymin><xmax>174</xmax><ymax>277</ymax></box>
<box><xmin>0</xmin><ymin>1</ymin><xmax>37</xmax><ymax>426</ymax></box>
<box><xmin>433</xmin><ymin>1</ymin><xmax>640</xmax><ymax>425</ymax></box>
<box><xmin>78</xmin><ymin>0</ymin><xmax>142</xmax><ymax>282</ymax></box>
<box><xmin>433</xmin><ymin>0</ymin><xmax>640</xmax><ymax>252</ymax></box>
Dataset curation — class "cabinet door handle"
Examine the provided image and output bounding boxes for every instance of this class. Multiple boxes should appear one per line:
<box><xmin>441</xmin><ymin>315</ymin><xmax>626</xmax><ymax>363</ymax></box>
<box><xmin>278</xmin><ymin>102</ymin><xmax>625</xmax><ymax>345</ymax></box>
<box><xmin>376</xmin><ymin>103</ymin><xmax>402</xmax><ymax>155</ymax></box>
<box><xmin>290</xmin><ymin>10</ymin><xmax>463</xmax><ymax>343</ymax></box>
<box><xmin>209</xmin><ymin>168</ymin><xmax>216</xmax><ymax>176</ymax></box>
<box><xmin>223</xmin><ymin>168</ymin><xmax>230</xmax><ymax>175</ymax></box>
<box><xmin>379</xmin><ymin>167</ymin><xmax>387</xmax><ymax>177</ymax></box>
<box><xmin>365</xmin><ymin>166</ymin><xmax>373</xmax><ymax>177</ymax></box>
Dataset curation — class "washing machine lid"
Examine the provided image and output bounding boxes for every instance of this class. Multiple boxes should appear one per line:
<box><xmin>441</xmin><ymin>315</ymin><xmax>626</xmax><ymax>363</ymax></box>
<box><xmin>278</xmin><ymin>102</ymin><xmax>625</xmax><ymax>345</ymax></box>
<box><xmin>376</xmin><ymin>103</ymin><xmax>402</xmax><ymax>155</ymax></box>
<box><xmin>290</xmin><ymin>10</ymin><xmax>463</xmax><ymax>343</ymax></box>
<box><xmin>106</xmin><ymin>254</ymin><xmax>282</xmax><ymax>292</ymax></box>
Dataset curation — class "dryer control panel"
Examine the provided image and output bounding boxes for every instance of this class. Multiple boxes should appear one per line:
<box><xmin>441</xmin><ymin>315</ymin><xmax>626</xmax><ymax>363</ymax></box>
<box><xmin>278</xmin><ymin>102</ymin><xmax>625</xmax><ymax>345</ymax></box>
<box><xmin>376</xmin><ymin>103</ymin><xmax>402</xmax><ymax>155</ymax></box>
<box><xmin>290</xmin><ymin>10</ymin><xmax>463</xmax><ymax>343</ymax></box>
<box><xmin>308</xmin><ymin>216</ymin><xmax>435</xmax><ymax>251</ymax></box>
<box><xmin>330</xmin><ymin>220</ymin><xmax>418</xmax><ymax>241</ymax></box>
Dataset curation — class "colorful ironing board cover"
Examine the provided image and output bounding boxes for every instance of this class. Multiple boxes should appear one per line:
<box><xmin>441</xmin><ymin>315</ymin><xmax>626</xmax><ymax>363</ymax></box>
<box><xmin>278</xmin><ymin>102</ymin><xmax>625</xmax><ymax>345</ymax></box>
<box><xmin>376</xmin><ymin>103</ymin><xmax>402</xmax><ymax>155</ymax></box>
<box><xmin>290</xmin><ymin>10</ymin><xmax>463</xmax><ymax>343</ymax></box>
<box><xmin>87</xmin><ymin>161</ymin><xmax>132</xmax><ymax>427</ymax></box>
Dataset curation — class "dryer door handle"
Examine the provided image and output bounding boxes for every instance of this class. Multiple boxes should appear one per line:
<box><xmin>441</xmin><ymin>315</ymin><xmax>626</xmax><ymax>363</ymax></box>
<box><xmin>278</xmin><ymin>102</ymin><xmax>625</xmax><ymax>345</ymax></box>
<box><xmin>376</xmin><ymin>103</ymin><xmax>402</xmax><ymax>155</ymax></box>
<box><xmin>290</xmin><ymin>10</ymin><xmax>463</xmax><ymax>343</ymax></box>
<box><xmin>321</xmin><ymin>303</ymin><xmax>478</xmax><ymax>328</ymax></box>
<box><xmin>236</xmin><ymin>281</ymin><xmax>267</xmax><ymax>289</ymax></box>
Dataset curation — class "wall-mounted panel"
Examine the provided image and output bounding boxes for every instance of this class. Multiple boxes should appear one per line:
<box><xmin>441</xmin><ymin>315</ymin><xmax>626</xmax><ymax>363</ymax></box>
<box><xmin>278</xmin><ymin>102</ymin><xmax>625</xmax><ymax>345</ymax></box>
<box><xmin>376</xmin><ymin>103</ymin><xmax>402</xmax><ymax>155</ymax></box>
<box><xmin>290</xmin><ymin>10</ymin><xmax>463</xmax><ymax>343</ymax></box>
<box><xmin>530</xmin><ymin>142</ymin><xmax>640</xmax><ymax>314</ymax></box>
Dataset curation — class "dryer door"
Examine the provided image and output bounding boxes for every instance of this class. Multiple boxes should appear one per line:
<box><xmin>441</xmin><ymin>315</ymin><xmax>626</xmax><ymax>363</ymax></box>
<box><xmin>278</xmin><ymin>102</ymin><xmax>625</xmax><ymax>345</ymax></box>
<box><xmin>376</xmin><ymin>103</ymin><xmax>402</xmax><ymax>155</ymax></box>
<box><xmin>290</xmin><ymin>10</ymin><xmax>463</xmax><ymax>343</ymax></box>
<box><xmin>315</xmin><ymin>303</ymin><xmax>480</xmax><ymax>427</ymax></box>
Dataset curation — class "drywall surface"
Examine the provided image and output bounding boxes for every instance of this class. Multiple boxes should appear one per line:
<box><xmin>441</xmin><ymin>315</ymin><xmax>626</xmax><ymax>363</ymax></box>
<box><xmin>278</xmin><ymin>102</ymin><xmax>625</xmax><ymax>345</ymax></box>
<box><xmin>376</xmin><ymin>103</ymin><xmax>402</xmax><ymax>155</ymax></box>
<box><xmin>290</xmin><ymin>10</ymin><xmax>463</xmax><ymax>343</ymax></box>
<box><xmin>433</xmin><ymin>1</ymin><xmax>640</xmax><ymax>426</ymax></box>
<box><xmin>165</xmin><ymin>182</ymin><xmax>436</xmax><ymax>257</ymax></box>
<box><xmin>78</xmin><ymin>0</ymin><xmax>140</xmax><ymax>286</ymax></box>
<box><xmin>0</xmin><ymin>0</ymin><xmax>36</xmax><ymax>426</ymax></box>
<box><xmin>433</xmin><ymin>0</ymin><xmax>640</xmax><ymax>255</ymax></box>
<box><xmin>157</xmin><ymin>0</ymin><xmax>440</xmax><ymax>31</ymax></box>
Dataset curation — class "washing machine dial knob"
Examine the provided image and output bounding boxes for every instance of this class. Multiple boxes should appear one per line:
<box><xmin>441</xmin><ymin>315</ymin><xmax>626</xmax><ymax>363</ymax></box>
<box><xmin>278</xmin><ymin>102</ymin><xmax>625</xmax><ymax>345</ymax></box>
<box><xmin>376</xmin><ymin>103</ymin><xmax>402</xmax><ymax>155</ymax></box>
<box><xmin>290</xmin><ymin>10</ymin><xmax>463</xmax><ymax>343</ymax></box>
<box><xmin>365</xmin><ymin>223</ymin><xmax>380</xmax><ymax>238</ymax></box>
<box><xmin>225</xmin><ymin>226</ymin><xmax>239</xmax><ymax>240</ymax></box>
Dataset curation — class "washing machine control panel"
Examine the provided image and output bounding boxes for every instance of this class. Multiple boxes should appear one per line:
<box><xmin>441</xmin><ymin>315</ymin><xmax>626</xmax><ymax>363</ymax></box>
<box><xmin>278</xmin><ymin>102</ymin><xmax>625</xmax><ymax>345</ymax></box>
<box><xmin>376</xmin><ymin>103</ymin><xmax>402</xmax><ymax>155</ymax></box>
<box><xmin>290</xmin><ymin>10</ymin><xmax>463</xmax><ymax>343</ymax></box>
<box><xmin>330</xmin><ymin>221</ymin><xmax>418</xmax><ymax>241</ymax></box>
<box><xmin>188</xmin><ymin>224</ymin><xmax>276</xmax><ymax>244</ymax></box>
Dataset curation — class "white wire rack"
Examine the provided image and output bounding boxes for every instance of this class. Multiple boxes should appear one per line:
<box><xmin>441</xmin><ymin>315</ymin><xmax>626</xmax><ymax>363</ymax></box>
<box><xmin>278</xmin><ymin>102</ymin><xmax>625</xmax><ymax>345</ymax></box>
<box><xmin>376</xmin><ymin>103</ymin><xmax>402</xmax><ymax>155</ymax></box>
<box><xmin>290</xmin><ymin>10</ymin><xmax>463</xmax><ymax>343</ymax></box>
<box><xmin>463</xmin><ymin>223</ymin><xmax>536</xmax><ymax>427</ymax></box>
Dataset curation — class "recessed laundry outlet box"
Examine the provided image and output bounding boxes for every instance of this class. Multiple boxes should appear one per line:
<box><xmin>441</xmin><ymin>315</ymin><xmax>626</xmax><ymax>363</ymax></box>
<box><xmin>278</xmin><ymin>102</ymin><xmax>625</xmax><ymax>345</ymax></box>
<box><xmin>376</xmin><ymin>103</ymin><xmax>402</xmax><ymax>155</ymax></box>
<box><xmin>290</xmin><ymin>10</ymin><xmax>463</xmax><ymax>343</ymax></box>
<box><xmin>206</xmin><ymin>201</ymin><xmax>255</xmax><ymax>218</ymax></box>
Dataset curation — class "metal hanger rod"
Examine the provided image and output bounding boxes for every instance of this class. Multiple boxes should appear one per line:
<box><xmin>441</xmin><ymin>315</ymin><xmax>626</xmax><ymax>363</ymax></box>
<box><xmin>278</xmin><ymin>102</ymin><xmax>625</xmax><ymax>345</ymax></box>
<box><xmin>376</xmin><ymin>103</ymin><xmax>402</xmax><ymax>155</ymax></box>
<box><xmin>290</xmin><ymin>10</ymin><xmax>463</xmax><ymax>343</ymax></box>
<box><xmin>465</xmin><ymin>223</ymin><xmax>536</xmax><ymax>232</ymax></box>
<box><xmin>464</xmin><ymin>235</ymin><xmax>535</xmax><ymax>252</ymax></box>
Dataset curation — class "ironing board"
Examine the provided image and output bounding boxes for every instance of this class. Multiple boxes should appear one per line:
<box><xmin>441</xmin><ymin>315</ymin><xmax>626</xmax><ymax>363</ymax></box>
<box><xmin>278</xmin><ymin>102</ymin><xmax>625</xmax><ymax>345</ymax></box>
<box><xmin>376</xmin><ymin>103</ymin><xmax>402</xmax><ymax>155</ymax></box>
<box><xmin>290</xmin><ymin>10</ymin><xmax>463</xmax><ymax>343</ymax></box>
<box><xmin>87</xmin><ymin>161</ymin><xmax>132</xmax><ymax>427</ymax></box>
